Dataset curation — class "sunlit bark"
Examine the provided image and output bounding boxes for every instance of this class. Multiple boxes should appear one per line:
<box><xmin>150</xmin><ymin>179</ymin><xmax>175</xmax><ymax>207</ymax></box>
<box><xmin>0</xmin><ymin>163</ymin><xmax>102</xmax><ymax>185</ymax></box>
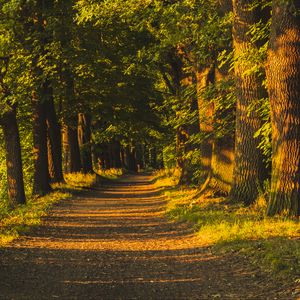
<box><xmin>267</xmin><ymin>0</ymin><xmax>300</xmax><ymax>216</ymax></box>
<box><xmin>45</xmin><ymin>82</ymin><xmax>64</xmax><ymax>183</ymax></box>
<box><xmin>0</xmin><ymin>107</ymin><xmax>26</xmax><ymax>206</ymax></box>
<box><xmin>196</xmin><ymin>66</ymin><xmax>215</xmax><ymax>179</ymax></box>
<box><xmin>230</xmin><ymin>0</ymin><xmax>266</xmax><ymax>205</ymax></box>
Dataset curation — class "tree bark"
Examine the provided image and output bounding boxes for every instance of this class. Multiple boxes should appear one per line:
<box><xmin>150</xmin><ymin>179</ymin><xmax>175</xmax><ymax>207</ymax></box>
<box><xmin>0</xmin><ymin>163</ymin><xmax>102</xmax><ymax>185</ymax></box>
<box><xmin>103</xmin><ymin>144</ymin><xmax>110</xmax><ymax>169</ymax></box>
<box><xmin>67</xmin><ymin>124</ymin><xmax>82</xmax><ymax>173</ymax></box>
<box><xmin>150</xmin><ymin>147</ymin><xmax>157</xmax><ymax>169</ymax></box>
<box><xmin>32</xmin><ymin>91</ymin><xmax>52</xmax><ymax>196</ymax></box>
<box><xmin>266</xmin><ymin>0</ymin><xmax>300</xmax><ymax>216</ymax></box>
<box><xmin>125</xmin><ymin>146</ymin><xmax>137</xmax><ymax>172</ymax></box>
<box><xmin>168</xmin><ymin>54</ymin><xmax>199</xmax><ymax>185</ymax></box>
<box><xmin>30</xmin><ymin>0</ymin><xmax>52</xmax><ymax>196</ymax></box>
<box><xmin>143</xmin><ymin>144</ymin><xmax>150</xmax><ymax>169</ymax></box>
<box><xmin>0</xmin><ymin>107</ymin><xmax>26</xmax><ymax>206</ymax></box>
<box><xmin>78</xmin><ymin>113</ymin><xmax>93</xmax><ymax>173</ymax></box>
<box><xmin>120</xmin><ymin>147</ymin><xmax>126</xmax><ymax>169</ymax></box>
<box><xmin>196</xmin><ymin>66</ymin><xmax>215</xmax><ymax>177</ymax></box>
<box><xmin>62</xmin><ymin>125</ymin><xmax>70</xmax><ymax>173</ymax></box>
<box><xmin>45</xmin><ymin>83</ymin><xmax>64</xmax><ymax>183</ymax></box>
<box><xmin>111</xmin><ymin>140</ymin><xmax>122</xmax><ymax>168</ymax></box>
<box><xmin>230</xmin><ymin>0</ymin><xmax>266</xmax><ymax>205</ymax></box>
<box><xmin>176</xmin><ymin>125</ymin><xmax>190</xmax><ymax>185</ymax></box>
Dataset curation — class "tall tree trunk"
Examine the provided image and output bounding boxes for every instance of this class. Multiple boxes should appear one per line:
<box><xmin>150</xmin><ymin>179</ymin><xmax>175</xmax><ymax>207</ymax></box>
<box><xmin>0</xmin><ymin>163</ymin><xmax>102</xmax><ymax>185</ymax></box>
<box><xmin>32</xmin><ymin>91</ymin><xmax>51</xmax><ymax>196</ymax></box>
<box><xmin>150</xmin><ymin>147</ymin><xmax>157</xmax><ymax>169</ymax></box>
<box><xmin>108</xmin><ymin>143</ymin><xmax>114</xmax><ymax>169</ymax></box>
<box><xmin>266</xmin><ymin>0</ymin><xmax>300</xmax><ymax>216</ymax></box>
<box><xmin>112</xmin><ymin>140</ymin><xmax>122</xmax><ymax>168</ymax></box>
<box><xmin>176</xmin><ymin>125</ymin><xmax>190</xmax><ymax>185</ymax></box>
<box><xmin>78</xmin><ymin>113</ymin><xmax>93</xmax><ymax>173</ymax></box>
<box><xmin>136</xmin><ymin>145</ymin><xmax>144</xmax><ymax>170</ymax></box>
<box><xmin>67</xmin><ymin>124</ymin><xmax>82</xmax><ymax>173</ymax></box>
<box><xmin>230</xmin><ymin>0</ymin><xmax>266</xmax><ymax>205</ymax></box>
<box><xmin>0</xmin><ymin>107</ymin><xmax>26</xmax><ymax>206</ymax></box>
<box><xmin>94</xmin><ymin>146</ymin><xmax>105</xmax><ymax>170</ymax></box>
<box><xmin>45</xmin><ymin>83</ymin><xmax>64</xmax><ymax>183</ymax></box>
<box><xmin>125</xmin><ymin>146</ymin><xmax>137</xmax><ymax>172</ymax></box>
<box><xmin>62</xmin><ymin>125</ymin><xmax>70</xmax><ymax>173</ymax></box>
<box><xmin>30</xmin><ymin>0</ymin><xmax>51</xmax><ymax>196</ymax></box>
<box><xmin>120</xmin><ymin>147</ymin><xmax>126</xmax><ymax>169</ymax></box>
<box><xmin>177</xmin><ymin>74</ymin><xmax>200</xmax><ymax>185</ymax></box>
<box><xmin>102</xmin><ymin>143</ymin><xmax>111</xmax><ymax>170</ymax></box>
<box><xmin>167</xmin><ymin>55</ymin><xmax>199</xmax><ymax>185</ymax></box>
<box><xmin>143</xmin><ymin>144</ymin><xmax>150</xmax><ymax>169</ymax></box>
<box><xmin>196</xmin><ymin>66</ymin><xmax>215</xmax><ymax>178</ymax></box>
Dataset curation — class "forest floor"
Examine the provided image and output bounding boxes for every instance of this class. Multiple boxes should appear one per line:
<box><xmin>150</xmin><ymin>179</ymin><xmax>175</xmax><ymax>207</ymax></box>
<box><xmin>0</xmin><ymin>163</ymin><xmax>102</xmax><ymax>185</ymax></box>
<box><xmin>0</xmin><ymin>174</ymin><xmax>298</xmax><ymax>299</ymax></box>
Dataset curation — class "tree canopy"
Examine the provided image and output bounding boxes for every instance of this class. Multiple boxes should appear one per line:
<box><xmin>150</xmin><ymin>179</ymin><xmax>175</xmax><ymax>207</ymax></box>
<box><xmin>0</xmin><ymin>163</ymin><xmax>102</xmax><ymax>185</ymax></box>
<box><xmin>0</xmin><ymin>0</ymin><xmax>300</xmax><ymax>217</ymax></box>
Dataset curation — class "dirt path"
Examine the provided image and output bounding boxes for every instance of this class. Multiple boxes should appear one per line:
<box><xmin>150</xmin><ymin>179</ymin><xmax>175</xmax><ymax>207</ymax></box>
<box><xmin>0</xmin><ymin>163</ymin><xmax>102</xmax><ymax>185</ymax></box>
<box><xmin>0</xmin><ymin>174</ymin><xmax>296</xmax><ymax>299</ymax></box>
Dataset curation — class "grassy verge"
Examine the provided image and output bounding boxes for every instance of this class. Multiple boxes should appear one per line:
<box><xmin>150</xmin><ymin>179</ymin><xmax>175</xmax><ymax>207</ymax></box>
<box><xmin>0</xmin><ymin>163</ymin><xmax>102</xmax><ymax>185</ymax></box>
<box><xmin>97</xmin><ymin>168</ymin><xmax>123</xmax><ymax>180</ymax></box>
<box><xmin>0</xmin><ymin>169</ymin><xmax>123</xmax><ymax>247</ymax></box>
<box><xmin>154</xmin><ymin>170</ymin><xmax>300</xmax><ymax>282</ymax></box>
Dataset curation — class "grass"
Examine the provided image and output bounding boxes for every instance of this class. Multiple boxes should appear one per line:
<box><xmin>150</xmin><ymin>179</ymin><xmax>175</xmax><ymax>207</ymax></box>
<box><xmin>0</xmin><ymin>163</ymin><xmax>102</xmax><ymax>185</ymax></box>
<box><xmin>0</xmin><ymin>169</ymin><xmax>123</xmax><ymax>247</ymax></box>
<box><xmin>0</xmin><ymin>190</ymin><xmax>73</xmax><ymax>246</ymax></box>
<box><xmin>98</xmin><ymin>168</ymin><xmax>124</xmax><ymax>180</ymax></box>
<box><xmin>154</xmin><ymin>170</ymin><xmax>300</xmax><ymax>280</ymax></box>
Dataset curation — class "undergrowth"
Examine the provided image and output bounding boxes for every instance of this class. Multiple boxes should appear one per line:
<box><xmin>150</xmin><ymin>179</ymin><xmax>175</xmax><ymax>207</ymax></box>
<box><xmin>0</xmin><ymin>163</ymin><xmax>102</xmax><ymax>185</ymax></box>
<box><xmin>0</xmin><ymin>169</ymin><xmax>122</xmax><ymax>247</ymax></box>
<box><xmin>98</xmin><ymin>168</ymin><xmax>123</xmax><ymax>179</ymax></box>
<box><xmin>154</xmin><ymin>170</ymin><xmax>300</xmax><ymax>281</ymax></box>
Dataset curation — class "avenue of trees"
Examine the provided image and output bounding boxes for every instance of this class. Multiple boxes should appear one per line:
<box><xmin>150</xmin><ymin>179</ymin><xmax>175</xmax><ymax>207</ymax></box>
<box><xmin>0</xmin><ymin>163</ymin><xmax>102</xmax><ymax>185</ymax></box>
<box><xmin>0</xmin><ymin>0</ymin><xmax>299</xmax><ymax>217</ymax></box>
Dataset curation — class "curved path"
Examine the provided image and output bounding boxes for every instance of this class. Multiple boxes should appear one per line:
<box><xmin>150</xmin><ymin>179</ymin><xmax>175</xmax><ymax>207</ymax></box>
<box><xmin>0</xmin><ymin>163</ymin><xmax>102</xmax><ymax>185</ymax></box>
<box><xmin>0</xmin><ymin>175</ymin><xmax>295</xmax><ymax>299</ymax></box>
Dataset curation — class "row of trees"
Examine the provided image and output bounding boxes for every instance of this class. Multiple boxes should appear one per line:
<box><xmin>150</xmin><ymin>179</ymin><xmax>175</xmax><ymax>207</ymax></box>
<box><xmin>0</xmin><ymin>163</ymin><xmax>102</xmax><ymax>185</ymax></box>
<box><xmin>0</xmin><ymin>0</ymin><xmax>299</xmax><ymax>217</ymax></box>
<box><xmin>0</xmin><ymin>0</ymin><xmax>162</xmax><ymax>208</ymax></box>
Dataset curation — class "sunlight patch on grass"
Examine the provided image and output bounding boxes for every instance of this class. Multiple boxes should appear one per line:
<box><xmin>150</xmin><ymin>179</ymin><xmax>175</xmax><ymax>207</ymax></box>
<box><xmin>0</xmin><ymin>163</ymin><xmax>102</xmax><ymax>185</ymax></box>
<box><xmin>0</xmin><ymin>191</ymin><xmax>72</xmax><ymax>247</ymax></box>
<box><xmin>99</xmin><ymin>168</ymin><xmax>123</xmax><ymax>179</ymax></box>
<box><xmin>153</xmin><ymin>169</ymin><xmax>178</xmax><ymax>188</ymax></box>
<box><xmin>65</xmin><ymin>172</ymin><xmax>96</xmax><ymax>187</ymax></box>
<box><xmin>156</xmin><ymin>174</ymin><xmax>300</xmax><ymax>279</ymax></box>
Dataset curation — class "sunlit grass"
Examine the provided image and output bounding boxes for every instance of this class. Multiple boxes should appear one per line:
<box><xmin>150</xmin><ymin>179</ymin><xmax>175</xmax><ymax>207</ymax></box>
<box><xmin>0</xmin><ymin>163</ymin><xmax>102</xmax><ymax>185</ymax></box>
<box><xmin>98</xmin><ymin>168</ymin><xmax>123</xmax><ymax>179</ymax></box>
<box><xmin>156</xmin><ymin>173</ymin><xmax>300</xmax><ymax>279</ymax></box>
<box><xmin>153</xmin><ymin>169</ymin><xmax>178</xmax><ymax>188</ymax></box>
<box><xmin>64</xmin><ymin>172</ymin><xmax>96</xmax><ymax>187</ymax></box>
<box><xmin>0</xmin><ymin>190</ymin><xmax>72</xmax><ymax>247</ymax></box>
<box><xmin>0</xmin><ymin>169</ymin><xmax>124</xmax><ymax>247</ymax></box>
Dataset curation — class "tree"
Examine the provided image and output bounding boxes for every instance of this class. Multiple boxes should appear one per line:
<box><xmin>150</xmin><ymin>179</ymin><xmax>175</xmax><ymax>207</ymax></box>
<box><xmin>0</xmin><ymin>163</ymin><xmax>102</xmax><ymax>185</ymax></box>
<box><xmin>78</xmin><ymin>113</ymin><xmax>93</xmax><ymax>173</ymax></box>
<box><xmin>30</xmin><ymin>1</ymin><xmax>52</xmax><ymax>196</ymax></box>
<box><xmin>229</xmin><ymin>0</ymin><xmax>267</xmax><ymax>205</ymax></box>
<box><xmin>31</xmin><ymin>87</ymin><xmax>51</xmax><ymax>195</ymax></box>
<box><xmin>45</xmin><ymin>82</ymin><xmax>64</xmax><ymax>183</ymax></box>
<box><xmin>0</xmin><ymin>57</ymin><xmax>26</xmax><ymax>206</ymax></box>
<box><xmin>266</xmin><ymin>0</ymin><xmax>300</xmax><ymax>216</ymax></box>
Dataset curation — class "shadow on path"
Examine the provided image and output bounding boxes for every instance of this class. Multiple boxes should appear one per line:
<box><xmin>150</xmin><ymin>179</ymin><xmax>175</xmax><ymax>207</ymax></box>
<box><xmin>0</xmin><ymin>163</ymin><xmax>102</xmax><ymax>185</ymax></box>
<box><xmin>0</xmin><ymin>174</ymin><xmax>295</xmax><ymax>299</ymax></box>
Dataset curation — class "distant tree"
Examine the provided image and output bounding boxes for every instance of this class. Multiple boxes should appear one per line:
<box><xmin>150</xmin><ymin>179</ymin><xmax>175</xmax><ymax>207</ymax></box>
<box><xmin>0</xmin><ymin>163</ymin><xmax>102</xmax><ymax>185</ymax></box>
<box><xmin>78</xmin><ymin>113</ymin><xmax>93</xmax><ymax>174</ymax></box>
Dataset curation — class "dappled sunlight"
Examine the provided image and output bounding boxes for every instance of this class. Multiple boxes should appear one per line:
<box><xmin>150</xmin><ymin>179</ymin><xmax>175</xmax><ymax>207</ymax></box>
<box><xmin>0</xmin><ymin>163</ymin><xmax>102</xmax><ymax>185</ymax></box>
<box><xmin>3</xmin><ymin>175</ymin><xmax>201</xmax><ymax>253</ymax></box>
<box><xmin>160</xmin><ymin>174</ymin><xmax>300</xmax><ymax>279</ymax></box>
<box><xmin>0</xmin><ymin>174</ymin><xmax>297</xmax><ymax>299</ymax></box>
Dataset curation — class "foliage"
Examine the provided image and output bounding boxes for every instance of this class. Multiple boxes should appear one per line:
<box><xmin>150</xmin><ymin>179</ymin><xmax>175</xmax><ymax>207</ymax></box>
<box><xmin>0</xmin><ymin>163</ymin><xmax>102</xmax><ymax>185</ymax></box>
<box><xmin>0</xmin><ymin>0</ymin><xmax>297</xmax><ymax>252</ymax></box>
